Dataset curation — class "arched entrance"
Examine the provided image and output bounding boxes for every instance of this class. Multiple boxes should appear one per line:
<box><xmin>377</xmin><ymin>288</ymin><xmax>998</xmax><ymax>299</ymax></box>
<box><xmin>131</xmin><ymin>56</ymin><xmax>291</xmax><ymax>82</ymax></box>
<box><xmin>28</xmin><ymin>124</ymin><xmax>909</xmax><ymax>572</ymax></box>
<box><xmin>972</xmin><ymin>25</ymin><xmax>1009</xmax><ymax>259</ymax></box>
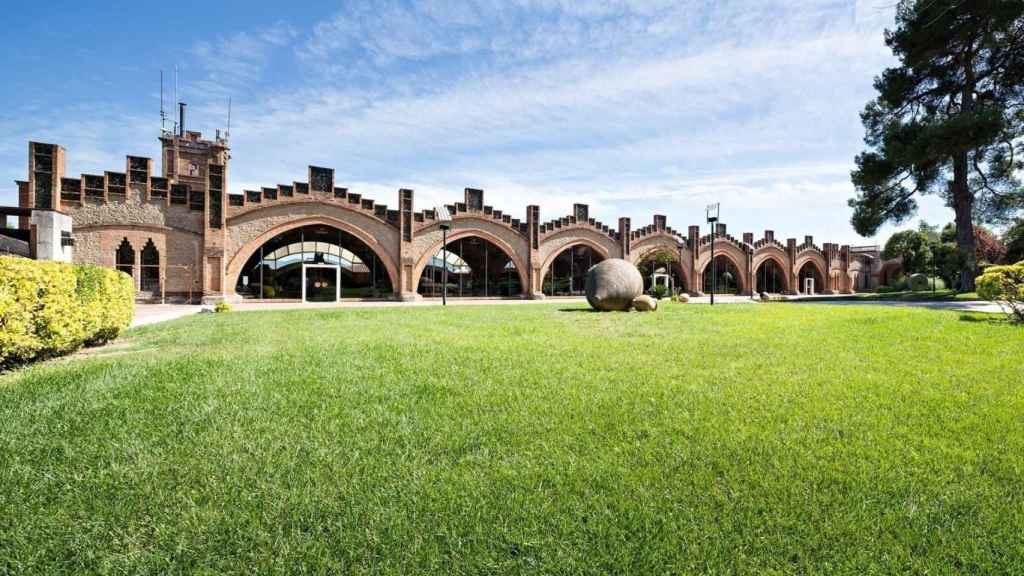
<box><xmin>542</xmin><ymin>244</ymin><xmax>604</xmax><ymax>296</ymax></box>
<box><xmin>798</xmin><ymin>261</ymin><xmax>825</xmax><ymax>294</ymax></box>
<box><xmin>755</xmin><ymin>257</ymin><xmax>786</xmax><ymax>294</ymax></box>
<box><xmin>702</xmin><ymin>255</ymin><xmax>741</xmax><ymax>295</ymax></box>
<box><xmin>234</xmin><ymin>223</ymin><xmax>393</xmax><ymax>300</ymax></box>
<box><xmin>637</xmin><ymin>249</ymin><xmax>686</xmax><ymax>294</ymax></box>
<box><xmin>417</xmin><ymin>235</ymin><xmax>523</xmax><ymax>298</ymax></box>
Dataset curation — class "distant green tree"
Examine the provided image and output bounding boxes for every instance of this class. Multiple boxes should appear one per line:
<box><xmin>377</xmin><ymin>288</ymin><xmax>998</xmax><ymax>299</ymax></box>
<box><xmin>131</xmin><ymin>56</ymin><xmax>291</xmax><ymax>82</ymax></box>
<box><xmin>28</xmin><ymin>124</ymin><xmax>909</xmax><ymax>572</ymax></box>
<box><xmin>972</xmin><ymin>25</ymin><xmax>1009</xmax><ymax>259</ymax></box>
<box><xmin>849</xmin><ymin>1</ymin><xmax>1024</xmax><ymax>291</ymax></box>
<box><xmin>931</xmin><ymin>242</ymin><xmax>967</xmax><ymax>289</ymax></box>
<box><xmin>883</xmin><ymin>229</ymin><xmax>931</xmax><ymax>274</ymax></box>
<box><xmin>1003</xmin><ymin>219</ymin><xmax>1024</xmax><ymax>263</ymax></box>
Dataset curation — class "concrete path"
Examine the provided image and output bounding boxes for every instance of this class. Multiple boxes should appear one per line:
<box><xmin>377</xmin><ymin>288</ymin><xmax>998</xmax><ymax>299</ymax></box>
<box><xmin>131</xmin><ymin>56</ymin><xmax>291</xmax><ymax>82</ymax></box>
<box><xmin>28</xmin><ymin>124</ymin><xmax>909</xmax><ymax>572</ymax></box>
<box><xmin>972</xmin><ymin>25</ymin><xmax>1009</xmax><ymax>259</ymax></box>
<box><xmin>131</xmin><ymin>304</ymin><xmax>204</xmax><ymax>327</ymax></box>
<box><xmin>786</xmin><ymin>294</ymin><xmax>1003</xmax><ymax>314</ymax></box>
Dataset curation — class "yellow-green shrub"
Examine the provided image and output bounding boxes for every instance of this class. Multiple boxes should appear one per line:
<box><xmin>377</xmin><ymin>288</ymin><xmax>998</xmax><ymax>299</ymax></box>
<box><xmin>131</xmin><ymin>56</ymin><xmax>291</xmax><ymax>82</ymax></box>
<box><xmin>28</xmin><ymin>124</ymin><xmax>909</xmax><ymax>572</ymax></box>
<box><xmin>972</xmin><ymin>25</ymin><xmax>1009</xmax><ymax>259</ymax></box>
<box><xmin>976</xmin><ymin>261</ymin><xmax>1024</xmax><ymax>322</ymax></box>
<box><xmin>0</xmin><ymin>256</ymin><xmax>134</xmax><ymax>368</ymax></box>
<box><xmin>75</xmin><ymin>264</ymin><xmax>135</xmax><ymax>344</ymax></box>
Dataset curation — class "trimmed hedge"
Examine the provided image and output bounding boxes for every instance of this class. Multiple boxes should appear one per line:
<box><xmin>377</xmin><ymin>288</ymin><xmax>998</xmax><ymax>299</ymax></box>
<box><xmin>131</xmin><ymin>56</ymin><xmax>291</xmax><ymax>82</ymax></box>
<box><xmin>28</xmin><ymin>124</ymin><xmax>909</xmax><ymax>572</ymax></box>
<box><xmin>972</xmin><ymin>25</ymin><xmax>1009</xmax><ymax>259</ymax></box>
<box><xmin>0</xmin><ymin>256</ymin><xmax>134</xmax><ymax>368</ymax></box>
<box><xmin>977</xmin><ymin>261</ymin><xmax>1024</xmax><ymax>322</ymax></box>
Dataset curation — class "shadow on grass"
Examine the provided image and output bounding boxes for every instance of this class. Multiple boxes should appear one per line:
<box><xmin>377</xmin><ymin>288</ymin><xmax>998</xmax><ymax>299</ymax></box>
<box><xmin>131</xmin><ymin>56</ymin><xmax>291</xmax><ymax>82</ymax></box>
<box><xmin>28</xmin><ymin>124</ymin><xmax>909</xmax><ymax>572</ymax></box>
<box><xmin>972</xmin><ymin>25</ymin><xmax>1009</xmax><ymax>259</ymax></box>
<box><xmin>558</xmin><ymin>308</ymin><xmax>602</xmax><ymax>313</ymax></box>
<box><xmin>958</xmin><ymin>313</ymin><xmax>1020</xmax><ymax>326</ymax></box>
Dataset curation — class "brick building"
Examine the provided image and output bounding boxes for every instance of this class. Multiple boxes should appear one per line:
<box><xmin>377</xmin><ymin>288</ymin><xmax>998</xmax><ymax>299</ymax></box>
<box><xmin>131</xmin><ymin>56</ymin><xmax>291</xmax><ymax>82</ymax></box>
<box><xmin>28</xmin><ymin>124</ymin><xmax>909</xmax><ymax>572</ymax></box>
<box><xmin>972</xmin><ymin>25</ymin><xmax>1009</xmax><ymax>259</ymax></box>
<box><xmin>11</xmin><ymin>126</ymin><xmax>886</xmax><ymax>303</ymax></box>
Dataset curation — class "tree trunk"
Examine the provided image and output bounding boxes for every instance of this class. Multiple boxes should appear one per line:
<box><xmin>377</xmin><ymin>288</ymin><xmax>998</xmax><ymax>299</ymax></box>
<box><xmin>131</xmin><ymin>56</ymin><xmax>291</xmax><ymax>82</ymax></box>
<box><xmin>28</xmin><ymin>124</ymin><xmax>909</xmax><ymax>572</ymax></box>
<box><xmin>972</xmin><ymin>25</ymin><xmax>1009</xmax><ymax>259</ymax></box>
<box><xmin>951</xmin><ymin>153</ymin><xmax>977</xmax><ymax>291</ymax></box>
<box><xmin>953</xmin><ymin>71</ymin><xmax>978</xmax><ymax>292</ymax></box>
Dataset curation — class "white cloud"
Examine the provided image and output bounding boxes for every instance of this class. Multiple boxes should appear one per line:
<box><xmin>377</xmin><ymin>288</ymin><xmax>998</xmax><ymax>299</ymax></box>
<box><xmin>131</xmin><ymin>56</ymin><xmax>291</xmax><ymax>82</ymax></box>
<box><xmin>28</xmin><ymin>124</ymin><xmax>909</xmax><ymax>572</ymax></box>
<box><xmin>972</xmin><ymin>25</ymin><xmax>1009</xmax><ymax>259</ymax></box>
<box><xmin>2</xmin><ymin>1</ymin><xmax>933</xmax><ymax>246</ymax></box>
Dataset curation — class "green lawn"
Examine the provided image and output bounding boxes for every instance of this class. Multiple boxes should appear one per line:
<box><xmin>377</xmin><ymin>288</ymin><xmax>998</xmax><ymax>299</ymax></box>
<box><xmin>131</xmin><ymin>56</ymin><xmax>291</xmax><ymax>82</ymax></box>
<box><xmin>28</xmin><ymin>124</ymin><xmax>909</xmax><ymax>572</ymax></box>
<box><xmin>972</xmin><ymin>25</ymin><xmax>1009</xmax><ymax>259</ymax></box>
<box><xmin>1</xmin><ymin>303</ymin><xmax>1022</xmax><ymax>574</ymax></box>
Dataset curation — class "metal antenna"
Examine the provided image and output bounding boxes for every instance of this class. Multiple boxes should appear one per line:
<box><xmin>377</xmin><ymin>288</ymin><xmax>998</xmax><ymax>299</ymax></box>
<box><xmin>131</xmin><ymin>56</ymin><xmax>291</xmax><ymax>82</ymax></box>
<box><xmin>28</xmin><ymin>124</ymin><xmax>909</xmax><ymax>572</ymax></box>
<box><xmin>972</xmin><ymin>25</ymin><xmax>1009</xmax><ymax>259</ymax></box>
<box><xmin>160</xmin><ymin>70</ymin><xmax>165</xmax><ymax>133</ymax></box>
<box><xmin>226</xmin><ymin>96</ymin><xmax>232</xmax><ymax>141</ymax></box>
<box><xmin>173</xmin><ymin>65</ymin><xmax>179</xmax><ymax>135</ymax></box>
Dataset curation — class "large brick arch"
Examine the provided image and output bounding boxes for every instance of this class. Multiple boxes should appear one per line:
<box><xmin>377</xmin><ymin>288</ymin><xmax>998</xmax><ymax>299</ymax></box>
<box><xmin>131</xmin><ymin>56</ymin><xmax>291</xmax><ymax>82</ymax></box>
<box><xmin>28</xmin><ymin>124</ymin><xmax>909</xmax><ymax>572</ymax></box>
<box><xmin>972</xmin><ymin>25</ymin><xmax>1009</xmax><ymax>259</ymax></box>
<box><xmin>537</xmin><ymin>234</ymin><xmax>613</xmax><ymax>283</ymax></box>
<box><xmin>411</xmin><ymin>218</ymin><xmax>530</xmax><ymax>295</ymax></box>
<box><xmin>224</xmin><ymin>211</ymin><xmax>400</xmax><ymax>297</ymax></box>
<box><xmin>794</xmin><ymin>251</ymin><xmax>828</xmax><ymax>285</ymax></box>
<box><xmin>630</xmin><ymin>238</ymin><xmax>691</xmax><ymax>292</ymax></box>
<box><xmin>629</xmin><ymin>234</ymin><xmax>683</xmax><ymax>264</ymax></box>
<box><xmin>696</xmin><ymin>240</ymin><xmax>749</xmax><ymax>294</ymax></box>
<box><xmin>751</xmin><ymin>247</ymin><xmax>791</xmax><ymax>293</ymax></box>
<box><xmin>537</xmin><ymin>227</ymin><xmax>619</xmax><ymax>274</ymax></box>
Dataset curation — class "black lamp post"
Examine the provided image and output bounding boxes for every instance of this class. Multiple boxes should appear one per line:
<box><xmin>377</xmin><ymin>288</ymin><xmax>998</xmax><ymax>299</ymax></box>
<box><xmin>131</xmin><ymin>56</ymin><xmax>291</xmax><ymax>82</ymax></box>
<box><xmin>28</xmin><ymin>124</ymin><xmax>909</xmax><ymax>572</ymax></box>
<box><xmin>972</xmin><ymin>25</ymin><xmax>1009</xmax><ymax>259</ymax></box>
<box><xmin>436</xmin><ymin>205</ymin><xmax>453</xmax><ymax>306</ymax></box>
<box><xmin>706</xmin><ymin>203</ymin><xmax>720</xmax><ymax>306</ymax></box>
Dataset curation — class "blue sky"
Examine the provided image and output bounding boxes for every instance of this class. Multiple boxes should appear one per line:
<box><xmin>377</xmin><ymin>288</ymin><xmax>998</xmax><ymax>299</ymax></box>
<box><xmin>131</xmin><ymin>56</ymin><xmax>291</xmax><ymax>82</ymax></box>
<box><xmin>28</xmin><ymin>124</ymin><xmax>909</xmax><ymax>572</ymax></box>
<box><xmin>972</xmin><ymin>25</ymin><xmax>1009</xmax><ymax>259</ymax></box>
<box><xmin>0</xmin><ymin>0</ymin><xmax>954</xmax><ymax>245</ymax></box>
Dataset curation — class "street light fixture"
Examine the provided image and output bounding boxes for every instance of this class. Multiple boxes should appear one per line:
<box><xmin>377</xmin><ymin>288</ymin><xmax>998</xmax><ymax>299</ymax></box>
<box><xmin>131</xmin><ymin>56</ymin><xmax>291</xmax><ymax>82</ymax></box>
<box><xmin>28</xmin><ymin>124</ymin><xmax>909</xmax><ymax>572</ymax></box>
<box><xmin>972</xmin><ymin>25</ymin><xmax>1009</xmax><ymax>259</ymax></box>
<box><xmin>436</xmin><ymin>205</ymin><xmax>453</xmax><ymax>306</ymax></box>
<box><xmin>706</xmin><ymin>203</ymin><xmax>720</xmax><ymax>306</ymax></box>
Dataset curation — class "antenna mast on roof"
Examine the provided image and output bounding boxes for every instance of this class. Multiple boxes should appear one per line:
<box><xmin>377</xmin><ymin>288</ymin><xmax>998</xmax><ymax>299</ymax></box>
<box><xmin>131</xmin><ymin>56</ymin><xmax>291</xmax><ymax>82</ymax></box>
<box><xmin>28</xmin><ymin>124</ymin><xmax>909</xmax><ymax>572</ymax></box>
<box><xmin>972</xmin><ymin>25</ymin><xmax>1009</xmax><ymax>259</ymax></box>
<box><xmin>225</xmin><ymin>96</ymin><xmax>232</xmax><ymax>142</ymax></box>
<box><xmin>173</xmin><ymin>65</ymin><xmax>179</xmax><ymax>135</ymax></box>
<box><xmin>160</xmin><ymin>70</ymin><xmax>166</xmax><ymax>133</ymax></box>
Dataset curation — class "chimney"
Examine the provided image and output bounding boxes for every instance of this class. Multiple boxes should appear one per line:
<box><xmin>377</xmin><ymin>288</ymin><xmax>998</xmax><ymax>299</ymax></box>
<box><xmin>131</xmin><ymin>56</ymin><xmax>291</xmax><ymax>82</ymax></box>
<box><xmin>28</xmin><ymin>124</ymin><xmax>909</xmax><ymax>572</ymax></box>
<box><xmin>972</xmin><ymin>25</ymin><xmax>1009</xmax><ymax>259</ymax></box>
<box><xmin>178</xmin><ymin>103</ymin><xmax>187</xmax><ymax>137</ymax></box>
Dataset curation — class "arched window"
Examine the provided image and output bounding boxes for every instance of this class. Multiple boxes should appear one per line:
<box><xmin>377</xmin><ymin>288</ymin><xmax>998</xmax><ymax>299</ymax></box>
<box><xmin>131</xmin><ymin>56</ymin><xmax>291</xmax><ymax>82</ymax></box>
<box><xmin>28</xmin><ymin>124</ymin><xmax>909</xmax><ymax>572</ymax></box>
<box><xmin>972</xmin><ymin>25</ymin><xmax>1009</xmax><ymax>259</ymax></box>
<box><xmin>755</xmin><ymin>258</ymin><xmax>785</xmax><ymax>294</ymax></box>
<box><xmin>115</xmin><ymin>238</ymin><xmax>134</xmax><ymax>281</ymax></box>
<box><xmin>798</xmin><ymin>261</ymin><xmax>824</xmax><ymax>294</ymax></box>
<box><xmin>702</xmin><ymin>255</ymin><xmax>740</xmax><ymax>295</ymax></box>
<box><xmin>235</xmin><ymin>224</ymin><xmax>393</xmax><ymax>300</ymax></box>
<box><xmin>140</xmin><ymin>239</ymin><xmax>160</xmax><ymax>293</ymax></box>
<box><xmin>542</xmin><ymin>244</ymin><xmax>604</xmax><ymax>296</ymax></box>
<box><xmin>418</xmin><ymin>236</ymin><xmax>522</xmax><ymax>298</ymax></box>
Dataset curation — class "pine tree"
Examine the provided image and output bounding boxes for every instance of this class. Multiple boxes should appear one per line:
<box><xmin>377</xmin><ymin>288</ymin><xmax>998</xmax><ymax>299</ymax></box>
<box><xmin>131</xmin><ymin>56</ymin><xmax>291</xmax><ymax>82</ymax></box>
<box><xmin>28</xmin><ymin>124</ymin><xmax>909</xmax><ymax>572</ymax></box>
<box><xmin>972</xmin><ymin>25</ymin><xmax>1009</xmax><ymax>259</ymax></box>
<box><xmin>850</xmin><ymin>0</ymin><xmax>1024</xmax><ymax>290</ymax></box>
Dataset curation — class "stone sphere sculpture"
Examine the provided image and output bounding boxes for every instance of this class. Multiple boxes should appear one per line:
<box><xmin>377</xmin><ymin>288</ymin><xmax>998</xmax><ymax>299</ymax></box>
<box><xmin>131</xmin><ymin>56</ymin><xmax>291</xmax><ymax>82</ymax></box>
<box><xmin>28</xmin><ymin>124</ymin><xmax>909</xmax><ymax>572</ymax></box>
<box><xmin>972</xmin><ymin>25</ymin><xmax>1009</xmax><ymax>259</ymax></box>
<box><xmin>585</xmin><ymin>258</ymin><xmax>644</xmax><ymax>311</ymax></box>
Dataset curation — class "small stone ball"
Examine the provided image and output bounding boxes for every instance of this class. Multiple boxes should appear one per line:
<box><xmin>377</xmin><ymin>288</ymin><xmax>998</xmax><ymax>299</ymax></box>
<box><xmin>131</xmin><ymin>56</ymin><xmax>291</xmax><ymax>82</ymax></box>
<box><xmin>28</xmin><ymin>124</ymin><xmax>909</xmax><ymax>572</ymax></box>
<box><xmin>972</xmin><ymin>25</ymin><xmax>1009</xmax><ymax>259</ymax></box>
<box><xmin>632</xmin><ymin>294</ymin><xmax>658</xmax><ymax>311</ymax></box>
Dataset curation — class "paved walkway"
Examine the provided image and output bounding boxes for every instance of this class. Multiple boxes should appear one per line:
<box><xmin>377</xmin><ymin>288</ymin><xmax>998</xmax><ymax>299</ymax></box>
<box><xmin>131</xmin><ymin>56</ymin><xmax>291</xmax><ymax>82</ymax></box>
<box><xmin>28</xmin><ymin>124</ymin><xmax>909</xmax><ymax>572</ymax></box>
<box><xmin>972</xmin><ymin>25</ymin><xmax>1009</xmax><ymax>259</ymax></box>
<box><xmin>786</xmin><ymin>294</ymin><xmax>1003</xmax><ymax>313</ymax></box>
<box><xmin>131</xmin><ymin>304</ymin><xmax>205</xmax><ymax>327</ymax></box>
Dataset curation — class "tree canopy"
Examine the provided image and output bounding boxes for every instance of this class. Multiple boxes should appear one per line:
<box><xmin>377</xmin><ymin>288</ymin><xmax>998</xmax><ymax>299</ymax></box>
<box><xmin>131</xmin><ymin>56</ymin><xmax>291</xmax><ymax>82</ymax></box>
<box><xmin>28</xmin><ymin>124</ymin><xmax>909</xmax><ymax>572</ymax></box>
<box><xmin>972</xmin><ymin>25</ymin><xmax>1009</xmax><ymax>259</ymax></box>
<box><xmin>883</xmin><ymin>229</ymin><xmax>931</xmax><ymax>272</ymax></box>
<box><xmin>850</xmin><ymin>0</ymin><xmax>1024</xmax><ymax>289</ymax></box>
<box><xmin>1005</xmin><ymin>219</ymin><xmax>1024</xmax><ymax>262</ymax></box>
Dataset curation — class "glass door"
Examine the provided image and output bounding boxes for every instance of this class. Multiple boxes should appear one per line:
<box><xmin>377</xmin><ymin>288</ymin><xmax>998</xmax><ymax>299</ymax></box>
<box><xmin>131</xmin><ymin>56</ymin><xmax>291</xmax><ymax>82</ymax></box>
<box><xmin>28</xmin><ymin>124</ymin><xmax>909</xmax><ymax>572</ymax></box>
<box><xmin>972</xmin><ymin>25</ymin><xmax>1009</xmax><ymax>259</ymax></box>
<box><xmin>302</xmin><ymin>265</ymin><xmax>339</xmax><ymax>302</ymax></box>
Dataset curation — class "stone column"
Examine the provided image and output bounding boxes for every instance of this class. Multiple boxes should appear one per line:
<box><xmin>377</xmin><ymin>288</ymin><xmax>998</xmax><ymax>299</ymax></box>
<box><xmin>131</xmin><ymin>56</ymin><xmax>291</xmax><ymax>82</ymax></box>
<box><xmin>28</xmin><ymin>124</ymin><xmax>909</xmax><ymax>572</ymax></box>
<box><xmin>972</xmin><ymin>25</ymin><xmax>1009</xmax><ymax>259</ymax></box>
<box><xmin>786</xmin><ymin>238</ymin><xmax>798</xmax><ymax>294</ymax></box>
<box><xmin>821</xmin><ymin>243</ymin><xmax>835</xmax><ymax>295</ymax></box>
<box><xmin>527</xmin><ymin>204</ymin><xmax>543</xmax><ymax>299</ymax></box>
<box><xmin>841</xmin><ymin>245</ymin><xmax>852</xmax><ymax>293</ymax></box>
<box><xmin>397</xmin><ymin>188</ymin><xmax>420</xmax><ymax>301</ymax></box>
<box><xmin>201</xmin><ymin>158</ymin><xmax>228</xmax><ymax>304</ymax></box>
<box><xmin>688</xmin><ymin>225</ymin><xmax>701</xmax><ymax>295</ymax></box>
<box><xmin>618</xmin><ymin>217</ymin><xmax>631</xmax><ymax>260</ymax></box>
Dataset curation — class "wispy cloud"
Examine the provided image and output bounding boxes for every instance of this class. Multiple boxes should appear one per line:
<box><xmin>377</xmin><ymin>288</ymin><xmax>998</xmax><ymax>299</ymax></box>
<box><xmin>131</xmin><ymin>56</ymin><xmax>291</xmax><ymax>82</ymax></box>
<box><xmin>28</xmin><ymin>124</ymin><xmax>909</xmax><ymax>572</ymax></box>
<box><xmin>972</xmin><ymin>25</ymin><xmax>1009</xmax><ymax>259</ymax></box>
<box><xmin>5</xmin><ymin>1</ymin><xmax>951</xmax><ymax>245</ymax></box>
<box><xmin>189</xmin><ymin>21</ymin><xmax>299</xmax><ymax>98</ymax></box>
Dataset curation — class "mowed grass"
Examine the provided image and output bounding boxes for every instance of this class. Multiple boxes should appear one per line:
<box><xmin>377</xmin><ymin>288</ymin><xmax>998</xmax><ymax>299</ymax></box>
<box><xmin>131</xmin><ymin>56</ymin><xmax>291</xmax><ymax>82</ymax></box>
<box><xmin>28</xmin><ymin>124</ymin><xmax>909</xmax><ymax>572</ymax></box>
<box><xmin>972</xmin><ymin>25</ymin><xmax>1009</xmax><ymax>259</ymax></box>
<box><xmin>1</xmin><ymin>303</ymin><xmax>1022</xmax><ymax>575</ymax></box>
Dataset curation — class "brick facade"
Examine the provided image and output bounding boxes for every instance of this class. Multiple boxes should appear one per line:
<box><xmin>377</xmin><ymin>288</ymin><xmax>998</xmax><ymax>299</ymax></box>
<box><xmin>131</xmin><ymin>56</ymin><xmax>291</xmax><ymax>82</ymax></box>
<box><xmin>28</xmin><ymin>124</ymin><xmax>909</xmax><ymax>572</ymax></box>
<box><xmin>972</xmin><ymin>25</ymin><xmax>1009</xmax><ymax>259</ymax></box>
<box><xmin>14</xmin><ymin>135</ymin><xmax>887</xmax><ymax>302</ymax></box>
